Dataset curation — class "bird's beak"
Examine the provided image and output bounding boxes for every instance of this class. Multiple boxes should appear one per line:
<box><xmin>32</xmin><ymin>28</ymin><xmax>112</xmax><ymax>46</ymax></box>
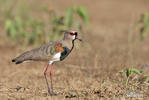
<box><xmin>76</xmin><ymin>36</ymin><xmax>82</xmax><ymax>42</ymax></box>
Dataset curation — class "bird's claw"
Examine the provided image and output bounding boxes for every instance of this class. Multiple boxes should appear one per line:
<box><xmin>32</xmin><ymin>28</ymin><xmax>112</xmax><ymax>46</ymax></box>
<box><xmin>48</xmin><ymin>89</ymin><xmax>57</xmax><ymax>96</ymax></box>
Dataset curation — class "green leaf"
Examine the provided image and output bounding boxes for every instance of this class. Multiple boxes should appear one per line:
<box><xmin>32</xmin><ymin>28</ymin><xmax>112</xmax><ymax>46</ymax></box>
<box><xmin>77</xmin><ymin>6</ymin><xmax>89</xmax><ymax>24</ymax></box>
<box><xmin>65</xmin><ymin>7</ymin><xmax>74</xmax><ymax>29</ymax></box>
<box><xmin>15</xmin><ymin>17</ymin><xmax>25</xmax><ymax>34</ymax></box>
<box><xmin>130</xmin><ymin>68</ymin><xmax>141</xmax><ymax>75</ymax></box>
<box><xmin>140</xmin><ymin>13</ymin><xmax>149</xmax><ymax>40</ymax></box>
<box><xmin>125</xmin><ymin>68</ymin><xmax>131</xmax><ymax>77</ymax></box>
<box><xmin>5</xmin><ymin>19</ymin><xmax>16</xmax><ymax>40</ymax></box>
<box><xmin>125</xmin><ymin>68</ymin><xmax>141</xmax><ymax>77</ymax></box>
<box><xmin>140</xmin><ymin>27</ymin><xmax>146</xmax><ymax>40</ymax></box>
<box><xmin>5</xmin><ymin>19</ymin><xmax>12</xmax><ymax>34</ymax></box>
<box><xmin>143</xmin><ymin>13</ymin><xmax>149</xmax><ymax>28</ymax></box>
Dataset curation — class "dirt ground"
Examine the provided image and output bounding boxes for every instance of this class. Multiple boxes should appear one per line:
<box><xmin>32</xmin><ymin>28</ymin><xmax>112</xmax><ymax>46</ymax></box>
<box><xmin>0</xmin><ymin>0</ymin><xmax>149</xmax><ymax>99</ymax></box>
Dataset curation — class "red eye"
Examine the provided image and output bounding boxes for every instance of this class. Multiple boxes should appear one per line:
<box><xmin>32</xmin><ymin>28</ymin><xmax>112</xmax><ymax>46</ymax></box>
<box><xmin>70</xmin><ymin>32</ymin><xmax>74</xmax><ymax>36</ymax></box>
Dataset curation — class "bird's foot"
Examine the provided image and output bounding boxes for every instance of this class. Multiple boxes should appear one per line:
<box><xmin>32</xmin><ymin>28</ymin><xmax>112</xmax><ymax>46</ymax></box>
<box><xmin>48</xmin><ymin>89</ymin><xmax>57</xmax><ymax>96</ymax></box>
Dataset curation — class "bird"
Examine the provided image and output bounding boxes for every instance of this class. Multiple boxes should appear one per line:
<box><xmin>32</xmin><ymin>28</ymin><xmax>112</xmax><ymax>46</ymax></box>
<box><xmin>12</xmin><ymin>30</ymin><xmax>82</xmax><ymax>96</ymax></box>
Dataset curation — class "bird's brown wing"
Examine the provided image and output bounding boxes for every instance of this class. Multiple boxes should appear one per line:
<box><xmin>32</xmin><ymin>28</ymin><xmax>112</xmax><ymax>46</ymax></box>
<box><xmin>12</xmin><ymin>41</ymin><xmax>64</xmax><ymax>64</ymax></box>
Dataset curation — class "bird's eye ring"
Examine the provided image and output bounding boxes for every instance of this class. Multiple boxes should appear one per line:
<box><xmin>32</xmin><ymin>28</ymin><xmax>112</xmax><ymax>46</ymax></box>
<box><xmin>69</xmin><ymin>32</ymin><xmax>74</xmax><ymax>35</ymax></box>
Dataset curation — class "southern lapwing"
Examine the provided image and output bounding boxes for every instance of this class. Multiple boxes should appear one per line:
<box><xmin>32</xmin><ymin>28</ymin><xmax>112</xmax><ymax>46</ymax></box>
<box><xmin>12</xmin><ymin>30</ymin><xmax>82</xmax><ymax>95</ymax></box>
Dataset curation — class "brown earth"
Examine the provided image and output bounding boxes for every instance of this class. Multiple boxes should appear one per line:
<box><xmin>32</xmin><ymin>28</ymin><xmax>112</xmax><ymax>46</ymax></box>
<box><xmin>0</xmin><ymin>0</ymin><xmax>149</xmax><ymax>99</ymax></box>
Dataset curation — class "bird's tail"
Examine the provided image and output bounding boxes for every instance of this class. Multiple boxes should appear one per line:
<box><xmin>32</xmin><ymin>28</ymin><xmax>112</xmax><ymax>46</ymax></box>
<box><xmin>12</xmin><ymin>51</ymin><xmax>32</xmax><ymax>64</ymax></box>
<box><xmin>12</xmin><ymin>57</ymin><xmax>23</xmax><ymax>64</ymax></box>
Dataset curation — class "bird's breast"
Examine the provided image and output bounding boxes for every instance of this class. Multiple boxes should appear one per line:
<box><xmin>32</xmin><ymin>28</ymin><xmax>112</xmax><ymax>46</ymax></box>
<box><xmin>60</xmin><ymin>47</ymin><xmax>71</xmax><ymax>61</ymax></box>
<box><xmin>54</xmin><ymin>44</ymin><xmax>64</xmax><ymax>52</ymax></box>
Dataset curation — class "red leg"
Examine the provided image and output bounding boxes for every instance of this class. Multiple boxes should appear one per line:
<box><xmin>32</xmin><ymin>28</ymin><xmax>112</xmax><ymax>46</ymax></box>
<box><xmin>50</xmin><ymin>64</ymin><xmax>56</xmax><ymax>95</ymax></box>
<box><xmin>44</xmin><ymin>64</ymin><xmax>51</xmax><ymax>94</ymax></box>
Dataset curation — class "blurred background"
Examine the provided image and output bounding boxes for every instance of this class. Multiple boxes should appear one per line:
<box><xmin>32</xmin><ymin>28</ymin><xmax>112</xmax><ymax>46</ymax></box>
<box><xmin>0</xmin><ymin>0</ymin><xmax>149</xmax><ymax>99</ymax></box>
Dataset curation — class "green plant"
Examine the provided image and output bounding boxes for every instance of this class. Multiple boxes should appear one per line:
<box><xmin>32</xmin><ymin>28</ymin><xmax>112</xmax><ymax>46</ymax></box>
<box><xmin>5</xmin><ymin>17</ymin><xmax>45</xmax><ymax>45</ymax></box>
<box><xmin>118</xmin><ymin>68</ymin><xmax>141</xmax><ymax>86</ymax></box>
<box><xmin>139</xmin><ymin>13</ymin><xmax>149</xmax><ymax>40</ymax></box>
<box><xmin>4</xmin><ymin>4</ymin><xmax>89</xmax><ymax>46</ymax></box>
<box><xmin>46</xmin><ymin>6</ymin><xmax>89</xmax><ymax>40</ymax></box>
<box><xmin>65</xmin><ymin>6</ymin><xmax>89</xmax><ymax>29</ymax></box>
<box><xmin>3</xmin><ymin>0</ymin><xmax>45</xmax><ymax>46</ymax></box>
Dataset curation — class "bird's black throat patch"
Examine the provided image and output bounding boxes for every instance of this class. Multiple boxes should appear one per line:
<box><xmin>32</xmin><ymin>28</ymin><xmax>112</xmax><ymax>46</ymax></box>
<box><xmin>60</xmin><ymin>47</ymin><xmax>71</xmax><ymax>61</ymax></box>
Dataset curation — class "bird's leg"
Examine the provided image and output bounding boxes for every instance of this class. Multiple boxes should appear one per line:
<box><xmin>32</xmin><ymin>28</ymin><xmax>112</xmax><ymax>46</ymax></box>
<box><xmin>49</xmin><ymin>64</ymin><xmax>56</xmax><ymax>95</ymax></box>
<box><xmin>44</xmin><ymin>64</ymin><xmax>51</xmax><ymax>94</ymax></box>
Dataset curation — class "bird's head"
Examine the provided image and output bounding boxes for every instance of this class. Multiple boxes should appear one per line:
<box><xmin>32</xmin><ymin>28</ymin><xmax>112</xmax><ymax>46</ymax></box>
<box><xmin>62</xmin><ymin>30</ymin><xmax>82</xmax><ymax>41</ymax></box>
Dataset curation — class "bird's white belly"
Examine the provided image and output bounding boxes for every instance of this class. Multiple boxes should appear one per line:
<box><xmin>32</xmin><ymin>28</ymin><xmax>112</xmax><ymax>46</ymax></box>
<box><xmin>49</xmin><ymin>52</ymin><xmax>61</xmax><ymax>64</ymax></box>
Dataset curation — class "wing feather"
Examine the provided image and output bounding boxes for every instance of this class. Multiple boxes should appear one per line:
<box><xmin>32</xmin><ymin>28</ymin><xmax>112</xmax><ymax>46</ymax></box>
<box><xmin>12</xmin><ymin>41</ymin><xmax>63</xmax><ymax>64</ymax></box>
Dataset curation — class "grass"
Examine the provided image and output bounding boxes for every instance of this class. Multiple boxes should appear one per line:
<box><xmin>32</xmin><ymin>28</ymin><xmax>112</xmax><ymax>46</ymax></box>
<box><xmin>3</xmin><ymin>0</ymin><xmax>89</xmax><ymax>46</ymax></box>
